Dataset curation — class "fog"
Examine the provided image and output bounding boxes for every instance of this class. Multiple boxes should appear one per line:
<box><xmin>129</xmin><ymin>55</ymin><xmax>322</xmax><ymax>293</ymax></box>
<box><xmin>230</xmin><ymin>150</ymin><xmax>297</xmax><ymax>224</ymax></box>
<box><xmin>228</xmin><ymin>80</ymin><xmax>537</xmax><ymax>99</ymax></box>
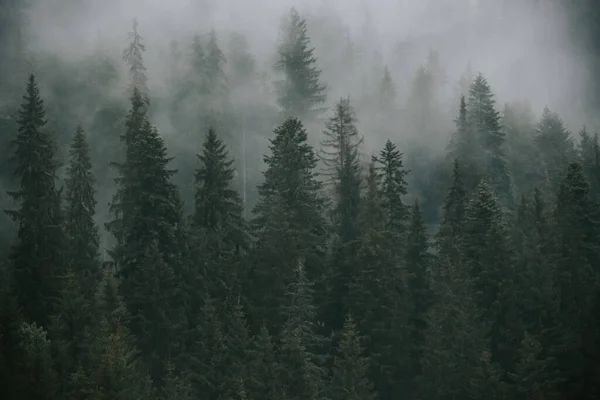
<box><xmin>28</xmin><ymin>0</ymin><xmax>586</xmax><ymax>127</ymax></box>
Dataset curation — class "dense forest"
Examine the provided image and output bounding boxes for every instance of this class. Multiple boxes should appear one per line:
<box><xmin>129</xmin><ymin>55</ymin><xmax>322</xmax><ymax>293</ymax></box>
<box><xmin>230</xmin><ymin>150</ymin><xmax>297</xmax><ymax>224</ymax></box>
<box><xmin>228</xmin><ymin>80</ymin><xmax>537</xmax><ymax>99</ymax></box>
<box><xmin>1</xmin><ymin>0</ymin><xmax>600</xmax><ymax>399</ymax></box>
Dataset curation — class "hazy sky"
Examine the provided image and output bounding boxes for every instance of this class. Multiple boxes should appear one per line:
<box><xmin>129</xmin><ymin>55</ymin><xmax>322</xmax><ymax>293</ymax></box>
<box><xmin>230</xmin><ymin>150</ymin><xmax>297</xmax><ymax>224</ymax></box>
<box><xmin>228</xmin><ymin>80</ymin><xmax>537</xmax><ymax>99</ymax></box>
<box><xmin>26</xmin><ymin>0</ymin><xmax>590</xmax><ymax>129</ymax></box>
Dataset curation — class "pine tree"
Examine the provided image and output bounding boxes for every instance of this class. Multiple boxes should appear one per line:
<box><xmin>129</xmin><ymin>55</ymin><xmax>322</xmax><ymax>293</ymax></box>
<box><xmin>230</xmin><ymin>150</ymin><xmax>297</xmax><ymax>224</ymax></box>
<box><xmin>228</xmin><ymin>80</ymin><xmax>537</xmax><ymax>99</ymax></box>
<box><xmin>448</xmin><ymin>96</ymin><xmax>483</xmax><ymax>193</ymax></box>
<box><xmin>359</xmin><ymin>160</ymin><xmax>385</xmax><ymax>233</ymax></box>
<box><xmin>191</xmin><ymin>127</ymin><xmax>247</xmax><ymax>304</ymax></box>
<box><xmin>552</xmin><ymin>162</ymin><xmax>600</xmax><ymax>397</ymax></box>
<box><xmin>373</xmin><ymin>139</ymin><xmax>409</xmax><ymax>235</ymax></box>
<box><xmin>407</xmin><ymin>65</ymin><xmax>434</xmax><ymax>136</ymax></box>
<box><xmin>329</xmin><ymin>315</ymin><xmax>377</xmax><ymax>400</ymax></box>
<box><xmin>123</xmin><ymin>18</ymin><xmax>148</xmax><ymax>97</ymax></box>
<box><xmin>5</xmin><ymin>74</ymin><xmax>65</xmax><ymax>325</ymax></box>
<box><xmin>247</xmin><ymin>326</ymin><xmax>280</xmax><ymax>399</ymax></box>
<box><xmin>14</xmin><ymin>322</ymin><xmax>59</xmax><ymax>399</ymax></box>
<box><xmin>64</xmin><ymin>124</ymin><xmax>100</xmax><ymax>300</ymax></box>
<box><xmin>250</xmin><ymin>117</ymin><xmax>327</xmax><ymax>329</ymax></box>
<box><xmin>107</xmin><ymin>87</ymin><xmax>186</xmax><ymax>386</ymax></box>
<box><xmin>275</xmin><ymin>7</ymin><xmax>327</xmax><ymax>118</ymax></box>
<box><xmin>578</xmin><ymin>127</ymin><xmax>600</xmax><ymax>198</ymax></box>
<box><xmin>467</xmin><ymin>74</ymin><xmax>512</xmax><ymax>208</ymax></box>
<box><xmin>276</xmin><ymin>262</ymin><xmax>328</xmax><ymax>400</ymax></box>
<box><xmin>463</xmin><ymin>181</ymin><xmax>517</xmax><ymax>370</ymax></box>
<box><xmin>192</xmin><ymin>127</ymin><xmax>247</xmax><ymax>251</ymax></box>
<box><xmin>227</xmin><ymin>32</ymin><xmax>256</xmax><ymax>91</ymax></box>
<box><xmin>418</xmin><ymin>257</ymin><xmax>489</xmax><ymax>400</ymax></box>
<box><xmin>405</xmin><ymin>201</ymin><xmax>431</xmax><ymax>384</ymax></box>
<box><xmin>535</xmin><ymin>108</ymin><xmax>576</xmax><ymax>194</ymax></box>
<box><xmin>320</xmin><ymin>96</ymin><xmax>363</xmax><ymax>244</ymax></box>
<box><xmin>49</xmin><ymin>270</ymin><xmax>93</xmax><ymax>396</ymax></box>
<box><xmin>436</xmin><ymin>159</ymin><xmax>467</xmax><ymax>263</ymax></box>
<box><xmin>89</xmin><ymin>268</ymin><xmax>154</xmax><ymax>399</ymax></box>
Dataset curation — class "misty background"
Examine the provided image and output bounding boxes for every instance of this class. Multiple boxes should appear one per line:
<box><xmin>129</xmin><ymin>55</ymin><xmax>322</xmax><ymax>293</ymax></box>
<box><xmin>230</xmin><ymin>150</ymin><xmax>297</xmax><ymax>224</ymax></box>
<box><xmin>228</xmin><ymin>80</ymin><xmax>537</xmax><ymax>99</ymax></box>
<box><xmin>0</xmin><ymin>0</ymin><xmax>598</xmax><ymax>253</ymax></box>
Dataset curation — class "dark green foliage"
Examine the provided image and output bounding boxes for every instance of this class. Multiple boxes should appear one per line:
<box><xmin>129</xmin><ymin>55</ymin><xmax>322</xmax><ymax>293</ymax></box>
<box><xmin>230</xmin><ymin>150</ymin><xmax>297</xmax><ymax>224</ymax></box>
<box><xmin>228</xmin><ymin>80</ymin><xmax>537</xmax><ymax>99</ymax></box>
<box><xmin>250</xmin><ymin>117</ymin><xmax>327</xmax><ymax>329</ymax></box>
<box><xmin>64</xmin><ymin>124</ymin><xmax>100</xmax><ymax>299</ymax></box>
<box><xmin>578</xmin><ymin>127</ymin><xmax>600</xmax><ymax>198</ymax></box>
<box><xmin>276</xmin><ymin>262</ymin><xmax>328</xmax><ymax>400</ymax></box>
<box><xmin>107</xmin><ymin>87</ymin><xmax>186</xmax><ymax>386</ymax></box>
<box><xmin>275</xmin><ymin>7</ymin><xmax>327</xmax><ymax>118</ymax></box>
<box><xmin>14</xmin><ymin>321</ymin><xmax>59</xmax><ymax>399</ymax></box>
<box><xmin>5</xmin><ymin>74</ymin><xmax>66</xmax><ymax>325</ymax></box>
<box><xmin>373</xmin><ymin>139</ymin><xmax>409</xmax><ymax>235</ymax></box>
<box><xmin>405</xmin><ymin>201</ymin><xmax>431</xmax><ymax>384</ymax></box>
<box><xmin>534</xmin><ymin>108</ymin><xmax>576</xmax><ymax>194</ymax></box>
<box><xmin>466</xmin><ymin>74</ymin><xmax>513</xmax><ymax>208</ymax></box>
<box><xmin>329</xmin><ymin>315</ymin><xmax>377</xmax><ymax>400</ymax></box>
<box><xmin>463</xmin><ymin>182</ymin><xmax>517</xmax><ymax>369</ymax></box>
<box><xmin>436</xmin><ymin>159</ymin><xmax>467</xmax><ymax>263</ymax></box>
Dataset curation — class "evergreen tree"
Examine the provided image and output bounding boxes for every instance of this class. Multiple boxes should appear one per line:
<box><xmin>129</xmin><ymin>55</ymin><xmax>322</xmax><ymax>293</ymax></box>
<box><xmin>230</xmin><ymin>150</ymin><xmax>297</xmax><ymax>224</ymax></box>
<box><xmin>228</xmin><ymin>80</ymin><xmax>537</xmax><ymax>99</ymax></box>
<box><xmin>466</xmin><ymin>74</ymin><xmax>513</xmax><ymax>208</ymax></box>
<box><xmin>405</xmin><ymin>200</ymin><xmax>431</xmax><ymax>385</ymax></box>
<box><xmin>64</xmin><ymin>124</ymin><xmax>100</xmax><ymax>299</ymax></box>
<box><xmin>247</xmin><ymin>326</ymin><xmax>280</xmax><ymax>399</ymax></box>
<box><xmin>329</xmin><ymin>315</ymin><xmax>377</xmax><ymax>400</ymax></box>
<box><xmin>250</xmin><ymin>117</ymin><xmax>327</xmax><ymax>329</ymax></box>
<box><xmin>14</xmin><ymin>321</ymin><xmax>59</xmax><ymax>399</ymax></box>
<box><xmin>502</xmin><ymin>101</ymin><xmax>538</xmax><ymax>197</ymax></box>
<box><xmin>123</xmin><ymin>18</ymin><xmax>148</xmax><ymax>97</ymax></box>
<box><xmin>463</xmin><ymin>181</ymin><xmax>517</xmax><ymax>370</ymax></box>
<box><xmin>407</xmin><ymin>65</ymin><xmax>434</xmax><ymax>136</ymax></box>
<box><xmin>418</xmin><ymin>257</ymin><xmax>489</xmax><ymax>400</ymax></box>
<box><xmin>191</xmin><ymin>127</ymin><xmax>247</xmax><ymax>303</ymax></box>
<box><xmin>227</xmin><ymin>32</ymin><xmax>256</xmax><ymax>91</ymax></box>
<box><xmin>275</xmin><ymin>7</ymin><xmax>327</xmax><ymax>118</ymax></box>
<box><xmin>373</xmin><ymin>139</ymin><xmax>409</xmax><ymax>235</ymax></box>
<box><xmin>276</xmin><ymin>262</ymin><xmax>328</xmax><ymax>400</ymax></box>
<box><xmin>359</xmin><ymin>160</ymin><xmax>385</xmax><ymax>233</ymax></box>
<box><xmin>107</xmin><ymin>87</ymin><xmax>186</xmax><ymax>386</ymax></box>
<box><xmin>436</xmin><ymin>159</ymin><xmax>467</xmax><ymax>264</ymax></box>
<box><xmin>5</xmin><ymin>74</ymin><xmax>65</xmax><ymax>325</ymax></box>
<box><xmin>578</xmin><ymin>126</ymin><xmax>600</xmax><ymax>198</ymax></box>
<box><xmin>320</xmin><ymin>96</ymin><xmax>363</xmax><ymax>244</ymax></box>
<box><xmin>534</xmin><ymin>108</ymin><xmax>576</xmax><ymax>194</ymax></box>
<box><xmin>552</xmin><ymin>162</ymin><xmax>600</xmax><ymax>397</ymax></box>
<box><xmin>447</xmin><ymin>96</ymin><xmax>483</xmax><ymax>194</ymax></box>
<box><xmin>192</xmin><ymin>127</ymin><xmax>247</xmax><ymax>250</ymax></box>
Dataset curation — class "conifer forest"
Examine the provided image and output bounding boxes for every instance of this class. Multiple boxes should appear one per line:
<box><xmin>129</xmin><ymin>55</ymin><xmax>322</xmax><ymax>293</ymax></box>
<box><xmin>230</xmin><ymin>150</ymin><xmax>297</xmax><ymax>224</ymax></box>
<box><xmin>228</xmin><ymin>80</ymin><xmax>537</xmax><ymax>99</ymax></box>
<box><xmin>3</xmin><ymin>0</ymin><xmax>600</xmax><ymax>399</ymax></box>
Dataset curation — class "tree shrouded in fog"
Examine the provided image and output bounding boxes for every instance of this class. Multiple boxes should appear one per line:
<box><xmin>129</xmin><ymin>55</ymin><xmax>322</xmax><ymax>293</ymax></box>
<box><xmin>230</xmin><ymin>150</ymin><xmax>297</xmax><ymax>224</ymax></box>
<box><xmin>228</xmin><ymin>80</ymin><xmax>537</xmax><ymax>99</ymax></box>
<box><xmin>2</xmin><ymin>2</ymin><xmax>600</xmax><ymax>399</ymax></box>
<box><xmin>275</xmin><ymin>7</ymin><xmax>327</xmax><ymax>118</ymax></box>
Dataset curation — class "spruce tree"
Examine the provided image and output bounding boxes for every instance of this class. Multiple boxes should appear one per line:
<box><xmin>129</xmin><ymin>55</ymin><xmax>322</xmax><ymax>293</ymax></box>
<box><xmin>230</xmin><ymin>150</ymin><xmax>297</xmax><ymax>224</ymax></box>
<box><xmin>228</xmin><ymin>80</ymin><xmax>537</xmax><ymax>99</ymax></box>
<box><xmin>250</xmin><ymin>117</ymin><xmax>327</xmax><ymax>329</ymax></box>
<box><xmin>64</xmin><ymin>124</ymin><xmax>100</xmax><ymax>299</ymax></box>
<box><xmin>578</xmin><ymin>126</ymin><xmax>600</xmax><ymax>198</ymax></box>
<box><xmin>534</xmin><ymin>108</ymin><xmax>576</xmax><ymax>194</ymax></box>
<box><xmin>191</xmin><ymin>127</ymin><xmax>247</xmax><ymax>303</ymax></box>
<box><xmin>463</xmin><ymin>181</ymin><xmax>517</xmax><ymax>370</ymax></box>
<box><xmin>436</xmin><ymin>159</ymin><xmax>467</xmax><ymax>264</ymax></box>
<box><xmin>5</xmin><ymin>74</ymin><xmax>65</xmax><ymax>325</ymax></box>
<box><xmin>192</xmin><ymin>127</ymin><xmax>246</xmax><ymax>250</ymax></box>
<box><xmin>329</xmin><ymin>315</ymin><xmax>377</xmax><ymax>400</ymax></box>
<box><xmin>276</xmin><ymin>262</ymin><xmax>328</xmax><ymax>400</ymax></box>
<box><xmin>467</xmin><ymin>74</ymin><xmax>512</xmax><ymax>208</ymax></box>
<box><xmin>320</xmin><ymin>96</ymin><xmax>363</xmax><ymax>244</ymax></box>
<box><xmin>373</xmin><ymin>139</ymin><xmax>409</xmax><ymax>236</ymax></box>
<box><xmin>275</xmin><ymin>7</ymin><xmax>327</xmax><ymax>118</ymax></box>
<box><xmin>405</xmin><ymin>200</ymin><xmax>431</xmax><ymax>384</ymax></box>
<box><xmin>107</xmin><ymin>87</ymin><xmax>186</xmax><ymax>386</ymax></box>
<box><xmin>247</xmin><ymin>326</ymin><xmax>280</xmax><ymax>399</ymax></box>
<box><xmin>89</xmin><ymin>268</ymin><xmax>153</xmax><ymax>399</ymax></box>
<box><xmin>123</xmin><ymin>18</ymin><xmax>148</xmax><ymax>97</ymax></box>
<box><xmin>552</xmin><ymin>162</ymin><xmax>600</xmax><ymax>396</ymax></box>
<box><xmin>448</xmin><ymin>96</ymin><xmax>483</xmax><ymax>193</ymax></box>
